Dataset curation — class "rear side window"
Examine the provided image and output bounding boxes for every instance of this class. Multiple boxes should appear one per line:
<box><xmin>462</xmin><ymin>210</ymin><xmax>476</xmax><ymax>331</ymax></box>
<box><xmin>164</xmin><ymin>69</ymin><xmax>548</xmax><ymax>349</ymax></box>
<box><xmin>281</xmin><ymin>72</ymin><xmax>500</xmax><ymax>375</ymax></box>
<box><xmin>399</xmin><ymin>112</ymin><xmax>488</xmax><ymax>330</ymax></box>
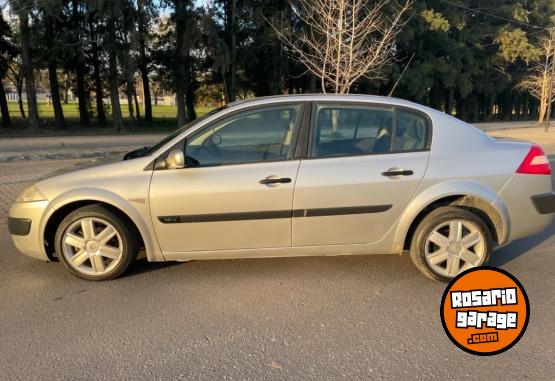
<box><xmin>311</xmin><ymin>104</ymin><xmax>430</xmax><ymax>158</ymax></box>
<box><xmin>311</xmin><ymin>105</ymin><xmax>394</xmax><ymax>157</ymax></box>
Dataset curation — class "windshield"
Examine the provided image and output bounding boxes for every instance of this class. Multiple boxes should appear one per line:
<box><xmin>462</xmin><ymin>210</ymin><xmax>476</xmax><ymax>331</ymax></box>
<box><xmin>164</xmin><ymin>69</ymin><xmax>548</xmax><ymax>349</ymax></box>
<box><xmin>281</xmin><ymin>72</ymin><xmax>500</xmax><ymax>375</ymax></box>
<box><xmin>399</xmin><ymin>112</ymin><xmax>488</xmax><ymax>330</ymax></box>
<box><xmin>144</xmin><ymin>106</ymin><xmax>228</xmax><ymax>156</ymax></box>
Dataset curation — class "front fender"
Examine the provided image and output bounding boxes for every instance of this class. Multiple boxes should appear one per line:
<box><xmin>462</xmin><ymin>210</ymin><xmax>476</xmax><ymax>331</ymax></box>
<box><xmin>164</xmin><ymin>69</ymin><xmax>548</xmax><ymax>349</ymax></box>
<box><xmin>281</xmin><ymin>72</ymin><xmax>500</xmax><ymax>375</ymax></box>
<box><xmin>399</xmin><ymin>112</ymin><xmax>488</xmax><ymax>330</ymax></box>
<box><xmin>390</xmin><ymin>179</ymin><xmax>510</xmax><ymax>253</ymax></box>
<box><xmin>40</xmin><ymin>188</ymin><xmax>164</xmax><ymax>262</ymax></box>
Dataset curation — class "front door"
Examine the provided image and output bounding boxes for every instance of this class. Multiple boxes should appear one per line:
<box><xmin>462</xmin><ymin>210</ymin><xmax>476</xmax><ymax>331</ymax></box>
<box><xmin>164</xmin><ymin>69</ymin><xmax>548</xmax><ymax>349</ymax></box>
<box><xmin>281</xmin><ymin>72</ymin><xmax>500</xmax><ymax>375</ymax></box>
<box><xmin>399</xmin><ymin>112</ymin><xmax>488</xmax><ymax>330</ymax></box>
<box><xmin>149</xmin><ymin>103</ymin><xmax>305</xmax><ymax>254</ymax></box>
<box><xmin>292</xmin><ymin>103</ymin><xmax>431</xmax><ymax>246</ymax></box>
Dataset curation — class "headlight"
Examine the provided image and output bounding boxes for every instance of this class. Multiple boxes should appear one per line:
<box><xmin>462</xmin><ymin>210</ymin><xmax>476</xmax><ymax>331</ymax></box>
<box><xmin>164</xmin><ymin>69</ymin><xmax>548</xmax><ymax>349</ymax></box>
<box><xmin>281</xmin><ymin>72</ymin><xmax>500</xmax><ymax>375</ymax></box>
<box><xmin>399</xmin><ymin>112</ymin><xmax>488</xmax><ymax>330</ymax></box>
<box><xmin>15</xmin><ymin>184</ymin><xmax>47</xmax><ymax>203</ymax></box>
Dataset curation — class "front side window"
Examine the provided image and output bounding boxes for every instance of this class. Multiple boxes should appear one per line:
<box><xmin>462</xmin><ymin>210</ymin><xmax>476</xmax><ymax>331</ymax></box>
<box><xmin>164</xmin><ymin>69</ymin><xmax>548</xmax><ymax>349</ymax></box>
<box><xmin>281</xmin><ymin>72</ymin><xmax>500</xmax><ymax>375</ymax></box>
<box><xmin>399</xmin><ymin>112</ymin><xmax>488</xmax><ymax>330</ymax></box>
<box><xmin>185</xmin><ymin>104</ymin><xmax>303</xmax><ymax>166</ymax></box>
<box><xmin>311</xmin><ymin>104</ymin><xmax>430</xmax><ymax>158</ymax></box>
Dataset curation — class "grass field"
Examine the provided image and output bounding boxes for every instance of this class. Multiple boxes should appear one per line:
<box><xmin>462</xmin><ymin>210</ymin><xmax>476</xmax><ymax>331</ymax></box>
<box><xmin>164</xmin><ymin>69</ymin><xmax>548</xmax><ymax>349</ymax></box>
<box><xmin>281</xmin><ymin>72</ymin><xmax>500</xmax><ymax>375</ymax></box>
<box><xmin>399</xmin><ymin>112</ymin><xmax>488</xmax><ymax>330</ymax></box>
<box><xmin>2</xmin><ymin>102</ymin><xmax>214</xmax><ymax>137</ymax></box>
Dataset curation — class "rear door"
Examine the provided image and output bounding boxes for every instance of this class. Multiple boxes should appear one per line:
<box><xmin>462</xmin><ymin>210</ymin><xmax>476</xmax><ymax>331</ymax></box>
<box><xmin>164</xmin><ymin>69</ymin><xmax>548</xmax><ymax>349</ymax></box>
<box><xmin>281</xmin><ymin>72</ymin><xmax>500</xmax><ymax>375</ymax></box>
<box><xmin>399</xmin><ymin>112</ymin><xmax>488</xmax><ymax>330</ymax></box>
<box><xmin>292</xmin><ymin>103</ymin><xmax>431</xmax><ymax>246</ymax></box>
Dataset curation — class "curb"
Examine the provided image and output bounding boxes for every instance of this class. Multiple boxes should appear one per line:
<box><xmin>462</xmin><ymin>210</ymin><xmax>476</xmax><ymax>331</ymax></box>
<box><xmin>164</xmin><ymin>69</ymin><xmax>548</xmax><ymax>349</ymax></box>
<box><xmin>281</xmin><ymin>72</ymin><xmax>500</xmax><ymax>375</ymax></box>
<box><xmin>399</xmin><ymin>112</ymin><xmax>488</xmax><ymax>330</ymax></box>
<box><xmin>0</xmin><ymin>150</ymin><xmax>128</xmax><ymax>163</ymax></box>
<box><xmin>475</xmin><ymin>124</ymin><xmax>540</xmax><ymax>132</ymax></box>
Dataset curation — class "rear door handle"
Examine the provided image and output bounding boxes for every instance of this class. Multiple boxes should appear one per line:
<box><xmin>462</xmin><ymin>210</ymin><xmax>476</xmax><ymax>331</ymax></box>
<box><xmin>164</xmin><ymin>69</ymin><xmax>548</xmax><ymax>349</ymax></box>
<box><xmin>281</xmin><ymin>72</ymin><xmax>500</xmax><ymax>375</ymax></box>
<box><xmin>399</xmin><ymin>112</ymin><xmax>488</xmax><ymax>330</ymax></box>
<box><xmin>381</xmin><ymin>168</ymin><xmax>414</xmax><ymax>177</ymax></box>
<box><xmin>259</xmin><ymin>176</ymin><xmax>292</xmax><ymax>185</ymax></box>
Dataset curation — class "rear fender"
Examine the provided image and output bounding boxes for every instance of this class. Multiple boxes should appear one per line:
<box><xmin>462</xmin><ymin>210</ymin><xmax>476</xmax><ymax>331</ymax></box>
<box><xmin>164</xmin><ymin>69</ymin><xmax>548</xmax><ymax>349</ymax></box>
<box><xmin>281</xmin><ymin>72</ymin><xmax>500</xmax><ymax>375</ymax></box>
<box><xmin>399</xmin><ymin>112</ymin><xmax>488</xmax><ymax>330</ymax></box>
<box><xmin>391</xmin><ymin>180</ymin><xmax>510</xmax><ymax>253</ymax></box>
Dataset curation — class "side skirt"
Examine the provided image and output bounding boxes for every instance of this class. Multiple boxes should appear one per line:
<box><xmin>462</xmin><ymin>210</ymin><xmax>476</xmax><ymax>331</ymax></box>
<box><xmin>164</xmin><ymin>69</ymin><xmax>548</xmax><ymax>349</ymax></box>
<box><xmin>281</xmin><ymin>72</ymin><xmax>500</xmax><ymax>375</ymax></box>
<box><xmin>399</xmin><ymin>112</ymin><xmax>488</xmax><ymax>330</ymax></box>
<box><xmin>162</xmin><ymin>242</ymin><xmax>402</xmax><ymax>262</ymax></box>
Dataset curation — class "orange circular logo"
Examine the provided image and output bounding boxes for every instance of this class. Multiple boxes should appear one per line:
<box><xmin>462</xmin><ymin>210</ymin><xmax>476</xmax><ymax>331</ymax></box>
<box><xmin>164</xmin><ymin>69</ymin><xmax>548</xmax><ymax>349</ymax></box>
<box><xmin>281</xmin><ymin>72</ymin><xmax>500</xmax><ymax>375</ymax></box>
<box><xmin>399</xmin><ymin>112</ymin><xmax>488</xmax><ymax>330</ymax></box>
<box><xmin>440</xmin><ymin>267</ymin><xmax>529</xmax><ymax>356</ymax></box>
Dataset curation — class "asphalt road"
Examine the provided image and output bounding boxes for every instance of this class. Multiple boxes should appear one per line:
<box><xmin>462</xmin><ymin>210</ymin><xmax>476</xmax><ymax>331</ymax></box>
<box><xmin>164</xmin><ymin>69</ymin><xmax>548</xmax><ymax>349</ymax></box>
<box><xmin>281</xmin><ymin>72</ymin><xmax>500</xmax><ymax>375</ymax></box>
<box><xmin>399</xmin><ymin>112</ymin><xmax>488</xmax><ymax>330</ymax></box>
<box><xmin>1</xmin><ymin>159</ymin><xmax>554</xmax><ymax>380</ymax></box>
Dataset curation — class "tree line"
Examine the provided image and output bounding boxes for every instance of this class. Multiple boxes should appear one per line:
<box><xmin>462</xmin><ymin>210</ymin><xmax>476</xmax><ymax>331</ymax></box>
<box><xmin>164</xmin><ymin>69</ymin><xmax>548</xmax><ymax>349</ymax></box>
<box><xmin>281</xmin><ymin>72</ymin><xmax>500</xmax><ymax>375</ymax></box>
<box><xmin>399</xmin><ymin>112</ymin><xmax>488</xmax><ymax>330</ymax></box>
<box><xmin>0</xmin><ymin>0</ymin><xmax>553</xmax><ymax>132</ymax></box>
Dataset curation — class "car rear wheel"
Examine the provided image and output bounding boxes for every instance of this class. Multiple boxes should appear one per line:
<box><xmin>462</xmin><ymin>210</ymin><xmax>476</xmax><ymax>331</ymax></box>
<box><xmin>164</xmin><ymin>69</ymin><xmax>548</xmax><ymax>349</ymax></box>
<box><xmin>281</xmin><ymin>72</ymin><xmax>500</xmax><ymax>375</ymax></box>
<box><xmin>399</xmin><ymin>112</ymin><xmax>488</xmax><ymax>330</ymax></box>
<box><xmin>55</xmin><ymin>205</ymin><xmax>139</xmax><ymax>281</ymax></box>
<box><xmin>410</xmin><ymin>206</ymin><xmax>492</xmax><ymax>282</ymax></box>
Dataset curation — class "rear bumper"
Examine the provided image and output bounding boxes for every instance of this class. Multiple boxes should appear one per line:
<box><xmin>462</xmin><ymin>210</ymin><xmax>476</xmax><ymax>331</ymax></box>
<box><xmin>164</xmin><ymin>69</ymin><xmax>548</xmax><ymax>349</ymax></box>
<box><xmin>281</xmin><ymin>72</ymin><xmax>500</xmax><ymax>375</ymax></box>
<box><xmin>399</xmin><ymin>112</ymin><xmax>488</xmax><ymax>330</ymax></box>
<box><xmin>531</xmin><ymin>192</ymin><xmax>555</xmax><ymax>214</ymax></box>
<box><xmin>496</xmin><ymin>174</ymin><xmax>554</xmax><ymax>243</ymax></box>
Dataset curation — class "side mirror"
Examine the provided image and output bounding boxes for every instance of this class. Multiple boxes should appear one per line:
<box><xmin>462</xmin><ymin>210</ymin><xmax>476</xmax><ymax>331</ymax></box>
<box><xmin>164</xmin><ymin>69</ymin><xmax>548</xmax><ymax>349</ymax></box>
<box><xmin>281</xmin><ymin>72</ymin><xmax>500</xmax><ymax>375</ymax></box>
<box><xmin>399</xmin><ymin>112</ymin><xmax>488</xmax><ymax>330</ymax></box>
<box><xmin>165</xmin><ymin>149</ymin><xmax>185</xmax><ymax>169</ymax></box>
<box><xmin>211</xmin><ymin>134</ymin><xmax>222</xmax><ymax>145</ymax></box>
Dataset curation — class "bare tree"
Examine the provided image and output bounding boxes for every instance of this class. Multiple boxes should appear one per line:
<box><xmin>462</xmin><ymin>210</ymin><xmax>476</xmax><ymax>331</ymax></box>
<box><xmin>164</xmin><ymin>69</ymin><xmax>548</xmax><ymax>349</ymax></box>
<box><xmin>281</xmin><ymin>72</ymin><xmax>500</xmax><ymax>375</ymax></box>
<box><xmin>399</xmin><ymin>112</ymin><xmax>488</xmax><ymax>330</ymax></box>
<box><xmin>517</xmin><ymin>34</ymin><xmax>555</xmax><ymax>123</ymax></box>
<box><xmin>270</xmin><ymin>0</ymin><xmax>412</xmax><ymax>93</ymax></box>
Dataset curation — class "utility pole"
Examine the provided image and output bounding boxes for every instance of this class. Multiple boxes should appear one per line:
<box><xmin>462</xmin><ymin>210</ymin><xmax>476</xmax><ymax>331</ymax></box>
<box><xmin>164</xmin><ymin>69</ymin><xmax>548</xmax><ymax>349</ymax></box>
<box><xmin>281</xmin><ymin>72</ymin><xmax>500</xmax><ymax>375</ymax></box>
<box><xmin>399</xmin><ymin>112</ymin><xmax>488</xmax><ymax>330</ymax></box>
<box><xmin>546</xmin><ymin>27</ymin><xmax>555</xmax><ymax>132</ymax></box>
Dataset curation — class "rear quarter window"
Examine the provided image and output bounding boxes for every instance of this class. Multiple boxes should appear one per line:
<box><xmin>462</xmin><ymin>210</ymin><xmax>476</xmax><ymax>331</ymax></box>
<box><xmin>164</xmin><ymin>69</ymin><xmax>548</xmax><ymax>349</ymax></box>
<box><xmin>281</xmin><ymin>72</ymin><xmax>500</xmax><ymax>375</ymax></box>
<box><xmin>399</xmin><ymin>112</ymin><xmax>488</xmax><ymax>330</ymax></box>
<box><xmin>393</xmin><ymin>109</ymin><xmax>430</xmax><ymax>151</ymax></box>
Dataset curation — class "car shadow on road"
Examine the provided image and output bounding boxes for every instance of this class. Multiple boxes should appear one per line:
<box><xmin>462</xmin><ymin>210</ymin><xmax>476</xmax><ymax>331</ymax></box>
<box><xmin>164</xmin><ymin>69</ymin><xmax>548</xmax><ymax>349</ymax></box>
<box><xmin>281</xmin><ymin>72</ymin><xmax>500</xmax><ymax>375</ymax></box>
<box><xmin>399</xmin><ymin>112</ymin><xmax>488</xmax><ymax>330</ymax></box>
<box><xmin>121</xmin><ymin>214</ymin><xmax>555</xmax><ymax>278</ymax></box>
<box><xmin>122</xmin><ymin>221</ymin><xmax>555</xmax><ymax>279</ymax></box>
<box><xmin>123</xmin><ymin>222</ymin><xmax>555</xmax><ymax>278</ymax></box>
<box><xmin>490</xmin><ymin>221</ymin><xmax>555</xmax><ymax>266</ymax></box>
<box><xmin>126</xmin><ymin>257</ymin><xmax>184</xmax><ymax>276</ymax></box>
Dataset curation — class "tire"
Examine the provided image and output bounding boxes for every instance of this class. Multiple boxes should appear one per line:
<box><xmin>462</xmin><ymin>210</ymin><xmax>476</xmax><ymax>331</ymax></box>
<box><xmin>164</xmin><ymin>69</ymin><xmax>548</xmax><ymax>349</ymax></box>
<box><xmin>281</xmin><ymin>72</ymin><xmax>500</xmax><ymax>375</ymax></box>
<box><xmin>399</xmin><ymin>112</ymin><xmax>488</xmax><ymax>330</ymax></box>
<box><xmin>55</xmin><ymin>205</ymin><xmax>139</xmax><ymax>281</ymax></box>
<box><xmin>409</xmin><ymin>206</ymin><xmax>492</xmax><ymax>282</ymax></box>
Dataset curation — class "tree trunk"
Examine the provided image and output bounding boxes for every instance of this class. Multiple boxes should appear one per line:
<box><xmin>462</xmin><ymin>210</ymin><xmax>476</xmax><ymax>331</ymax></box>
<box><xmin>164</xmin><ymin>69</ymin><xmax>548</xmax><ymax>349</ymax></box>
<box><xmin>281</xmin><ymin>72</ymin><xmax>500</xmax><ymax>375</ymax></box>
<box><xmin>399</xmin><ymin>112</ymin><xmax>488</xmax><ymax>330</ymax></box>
<box><xmin>19</xmin><ymin>8</ymin><xmax>40</xmax><ymax>130</ymax></box>
<box><xmin>456</xmin><ymin>94</ymin><xmax>464</xmax><ymax>121</ymax></box>
<box><xmin>221</xmin><ymin>0</ymin><xmax>236</xmax><ymax>103</ymax></box>
<box><xmin>539</xmin><ymin>95</ymin><xmax>548</xmax><ymax>123</ymax></box>
<box><xmin>0</xmin><ymin>82</ymin><xmax>11</xmax><ymax>127</ymax></box>
<box><xmin>176</xmin><ymin>90</ymin><xmax>186</xmax><ymax>127</ymax></box>
<box><xmin>134</xmin><ymin>91</ymin><xmax>142</xmax><ymax>122</ymax></box>
<box><xmin>45</xmin><ymin>13</ymin><xmax>66</xmax><ymax>130</ymax></box>
<box><xmin>63</xmin><ymin>77</ymin><xmax>69</xmax><ymax>103</ymax></box>
<box><xmin>107</xmin><ymin>16</ymin><xmax>123</xmax><ymax>131</ymax></box>
<box><xmin>126</xmin><ymin>86</ymin><xmax>135</xmax><ymax>129</ymax></box>
<box><xmin>186</xmin><ymin>76</ymin><xmax>196</xmax><ymax>121</ymax></box>
<box><xmin>174</xmin><ymin>0</ymin><xmax>187</xmax><ymax>127</ymax></box>
<box><xmin>229</xmin><ymin>0</ymin><xmax>237</xmax><ymax>102</ymax></box>
<box><xmin>308</xmin><ymin>74</ymin><xmax>317</xmax><ymax>93</ymax></box>
<box><xmin>137</xmin><ymin>0</ymin><xmax>152</xmax><ymax>122</ymax></box>
<box><xmin>274</xmin><ymin>10</ymin><xmax>284</xmax><ymax>95</ymax></box>
<box><xmin>445</xmin><ymin>88</ymin><xmax>454</xmax><ymax>115</ymax></box>
<box><xmin>524</xmin><ymin>96</ymin><xmax>531</xmax><ymax>120</ymax></box>
<box><xmin>89</xmin><ymin>19</ymin><xmax>107</xmax><ymax>125</ymax></box>
<box><xmin>76</xmin><ymin>64</ymin><xmax>90</xmax><ymax>126</ymax></box>
<box><xmin>72</xmin><ymin>0</ymin><xmax>89</xmax><ymax>127</ymax></box>
<box><xmin>16</xmin><ymin>78</ymin><xmax>25</xmax><ymax>118</ymax></box>
<box><xmin>139</xmin><ymin>63</ymin><xmax>152</xmax><ymax>122</ymax></box>
<box><xmin>47</xmin><ymin>64</ymin><xmax>66</xmax><ymax>129</ymax></box>
<box><xmin>221</xmin><ymin>67</ymin><xmax>229</xmax><ymax>104</ymax></box>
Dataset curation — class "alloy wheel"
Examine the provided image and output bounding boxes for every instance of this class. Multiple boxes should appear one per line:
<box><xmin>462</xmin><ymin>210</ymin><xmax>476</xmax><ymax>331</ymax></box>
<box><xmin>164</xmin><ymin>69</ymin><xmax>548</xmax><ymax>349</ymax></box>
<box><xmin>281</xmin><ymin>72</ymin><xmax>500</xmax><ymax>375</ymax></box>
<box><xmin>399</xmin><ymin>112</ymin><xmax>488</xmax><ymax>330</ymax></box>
<box><xmin>61</xmin><ymin>217</ymin><xmax>124</xmax><ymax>276</ymax></box>
<box><xmin>424</xmin><ymin>219</ymin><xmax>486</xmax><ymax>277</ymax></box>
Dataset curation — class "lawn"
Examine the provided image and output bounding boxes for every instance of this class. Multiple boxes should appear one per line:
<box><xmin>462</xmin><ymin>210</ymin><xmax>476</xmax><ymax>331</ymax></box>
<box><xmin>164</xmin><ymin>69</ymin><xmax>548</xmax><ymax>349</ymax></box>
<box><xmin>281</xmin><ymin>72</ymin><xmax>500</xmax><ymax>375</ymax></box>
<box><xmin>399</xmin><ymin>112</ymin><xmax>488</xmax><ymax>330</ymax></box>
<box><xmin>2</xmin><ymin>102</ymin><xmax>214</xmax><ymax>137</ymax></box>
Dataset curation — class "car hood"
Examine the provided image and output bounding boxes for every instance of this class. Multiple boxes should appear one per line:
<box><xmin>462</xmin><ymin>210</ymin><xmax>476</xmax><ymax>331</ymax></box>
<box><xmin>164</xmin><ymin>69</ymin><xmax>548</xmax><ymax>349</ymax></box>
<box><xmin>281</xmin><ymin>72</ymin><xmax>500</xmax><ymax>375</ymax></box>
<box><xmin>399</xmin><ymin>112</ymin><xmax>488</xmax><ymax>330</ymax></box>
<box><xmin>38</xmin><ymin>154</ymin><xmax>125</xmax><ymax>181</ymax></box>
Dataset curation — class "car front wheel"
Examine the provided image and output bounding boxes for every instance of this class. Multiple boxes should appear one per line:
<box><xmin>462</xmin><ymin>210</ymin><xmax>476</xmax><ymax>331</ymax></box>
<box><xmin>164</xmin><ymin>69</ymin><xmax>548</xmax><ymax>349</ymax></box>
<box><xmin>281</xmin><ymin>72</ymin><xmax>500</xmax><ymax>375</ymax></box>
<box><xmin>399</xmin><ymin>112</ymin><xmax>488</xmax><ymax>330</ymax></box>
<box><xmin>410</xmin><ymin>206</ymin><xmax>492</xmax><ymax>282</ymax></box>
<box><xmin>55</xmin><ymin>205</ymin><xmax>139</xmax><ymax>281</ymax></box>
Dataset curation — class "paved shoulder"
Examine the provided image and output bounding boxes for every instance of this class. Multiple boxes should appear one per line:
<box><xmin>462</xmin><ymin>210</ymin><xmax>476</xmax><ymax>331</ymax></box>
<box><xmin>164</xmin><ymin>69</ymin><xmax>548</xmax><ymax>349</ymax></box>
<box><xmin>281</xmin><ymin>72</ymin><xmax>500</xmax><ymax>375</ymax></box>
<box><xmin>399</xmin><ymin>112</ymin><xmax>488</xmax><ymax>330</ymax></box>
<box><xmin>0</xmin><ymin>159</ymin><xmax>89</xmax><ymax>223</ymax></box>
<box><xmin>0</xmin><ymin>134</ymin><xmax>164</xmax><ymax>162</ymax></box>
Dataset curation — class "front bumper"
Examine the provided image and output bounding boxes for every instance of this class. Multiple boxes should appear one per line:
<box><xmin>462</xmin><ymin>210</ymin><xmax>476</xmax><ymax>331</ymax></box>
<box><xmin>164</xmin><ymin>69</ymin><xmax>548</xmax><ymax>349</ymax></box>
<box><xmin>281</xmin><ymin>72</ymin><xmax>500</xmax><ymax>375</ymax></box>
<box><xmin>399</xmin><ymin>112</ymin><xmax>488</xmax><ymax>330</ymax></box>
<box><xmin>531</xmin><ymin>192</ymin><xmax>555</xmax><ymax>214</ymax></box>
<box><xmin>8</xmin><ymin>201</ymin><xmax>50</xmax><ymax>261</ymax></box>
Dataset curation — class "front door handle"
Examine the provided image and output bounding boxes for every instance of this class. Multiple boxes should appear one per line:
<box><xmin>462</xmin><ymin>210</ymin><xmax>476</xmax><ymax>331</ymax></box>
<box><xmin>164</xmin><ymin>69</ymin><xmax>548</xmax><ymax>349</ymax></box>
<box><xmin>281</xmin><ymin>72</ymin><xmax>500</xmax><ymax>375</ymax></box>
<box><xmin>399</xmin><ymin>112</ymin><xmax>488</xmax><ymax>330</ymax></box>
<box><xmin>259</xmin><ymin>176</ymin><xmax>292</xmax><ymax>185</ymax></box>
<box><xmin>381</xmin><ymin>168</ymin><xmax>414</xmax><ymax>177</ymax></box>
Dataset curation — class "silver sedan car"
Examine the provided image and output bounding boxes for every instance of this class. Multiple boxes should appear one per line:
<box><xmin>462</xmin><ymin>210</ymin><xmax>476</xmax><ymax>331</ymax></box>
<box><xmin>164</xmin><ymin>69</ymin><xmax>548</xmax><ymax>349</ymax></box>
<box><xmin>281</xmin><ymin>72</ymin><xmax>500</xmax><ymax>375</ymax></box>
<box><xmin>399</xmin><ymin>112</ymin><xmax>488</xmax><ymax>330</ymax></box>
<box><xmin>8</xmin><ymin>95</ymin><xmax>555</xmax><ymax>281</ymax></box>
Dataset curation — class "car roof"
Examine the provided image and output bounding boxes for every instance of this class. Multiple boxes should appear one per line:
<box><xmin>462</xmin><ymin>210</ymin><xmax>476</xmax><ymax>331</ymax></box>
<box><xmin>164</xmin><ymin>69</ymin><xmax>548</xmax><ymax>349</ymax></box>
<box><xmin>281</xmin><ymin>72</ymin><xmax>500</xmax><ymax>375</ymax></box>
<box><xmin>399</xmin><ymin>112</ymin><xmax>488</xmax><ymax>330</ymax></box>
<box><xmin>228</xmin><ymin>94</ymin><xmax>428</xmax><ymax>111</ymax></box>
